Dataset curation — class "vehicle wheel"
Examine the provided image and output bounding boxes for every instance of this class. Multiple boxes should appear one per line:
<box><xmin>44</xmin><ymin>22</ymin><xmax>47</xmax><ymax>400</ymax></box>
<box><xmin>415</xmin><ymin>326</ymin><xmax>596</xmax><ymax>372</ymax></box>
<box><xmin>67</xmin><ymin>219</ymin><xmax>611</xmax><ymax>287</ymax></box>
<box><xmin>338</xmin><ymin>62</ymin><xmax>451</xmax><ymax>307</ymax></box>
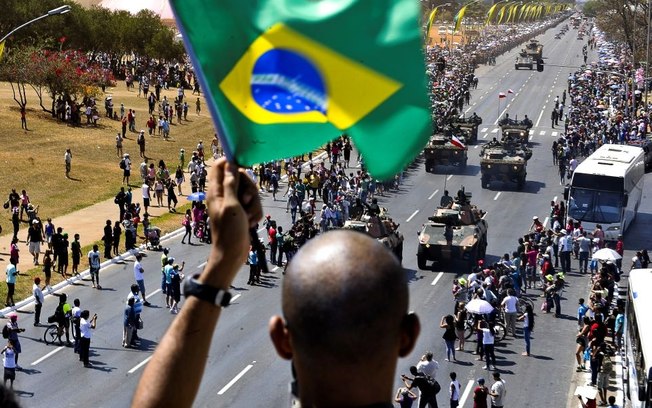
<box><xmin>517</xmin><ymin>177</ymin><xmax>525</xmax><ymax>190</ymax></box>
<box><xmin>417</xmin><ymin>251</ymin><xmax>428</xmax><ymax>270</ymax></box>
<box><xmin>482</xmin><ymin>177</ymin><xmax>490</xmax><ymax>189</ymax></box>
<box><xmin>425</xmin><ymin>160</ymin><xmax>434</xmax><ymax>173</ymax></box>
<box><xmin>479</xmin><ymin>240</ymin><xmax>487</xmax><ymax>259</ymax></box>
<box><xmin>462</xmin><ymin>158</ymin><xmax>468</xmax><ymax>169</ymax></box>
<box><xmin>465</xmin><ymin>318</ymin><xmax>475</xmax><ymax>340</ymax></box>
<box><xmin>44</xmin><ymin>324</ymin><xmax>59</xmax><ymax>345</ymax></box>
<box><xmin>493</xmin><ymin>323</ymin><xmax>507</xmax><ymax>343</ymax></box>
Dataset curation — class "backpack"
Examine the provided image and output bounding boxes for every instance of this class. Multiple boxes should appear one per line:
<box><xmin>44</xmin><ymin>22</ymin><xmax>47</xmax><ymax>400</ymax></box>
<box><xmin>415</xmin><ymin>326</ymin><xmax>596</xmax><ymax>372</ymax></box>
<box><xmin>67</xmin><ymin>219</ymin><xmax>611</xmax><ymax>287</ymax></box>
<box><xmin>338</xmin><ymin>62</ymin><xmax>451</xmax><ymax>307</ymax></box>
<box><xmin>426</xmin><ymin>375</ymin><xmax>441</xmax><ymax>395</ymax></box>
<box><xmin>119</xmin><ymin>159</ymin><xmax>126</xmax><ymax>169</ymax></box>
<box><xmin>2</xmin><ymin>325</ymin><xmax>9</xmax><ymax>339</ymax></box>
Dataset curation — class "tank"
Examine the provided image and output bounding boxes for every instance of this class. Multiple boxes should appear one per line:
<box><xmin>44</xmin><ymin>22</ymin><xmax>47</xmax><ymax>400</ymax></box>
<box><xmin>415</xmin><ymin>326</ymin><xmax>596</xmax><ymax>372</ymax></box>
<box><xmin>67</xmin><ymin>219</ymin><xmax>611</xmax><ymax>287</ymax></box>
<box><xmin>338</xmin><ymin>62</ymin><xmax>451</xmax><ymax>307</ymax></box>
<box><xmin>417</xmin><ymin>188</ymin><xmax>488</xmax><ymax>270</ymax></box>
<box><xmin>515</xmin><ymin>52</ymin><xmax>534</xmax><ymax>70</ymax></box>
<box><xmin>524</xmin><ymin>39</ymin><xmax>543</xmax><ymax>59</ymax></box>
<box><xmin>450</xmin><ymin>114</ymin><xmax>482</xmax><ymax>144</ymax></box>
<box><xmin>479</xmin><ymin>138</ymin><xmax>532</xmax><ymax>190</ymax></box>
<box><xmin>423</xmin><ymin>133</ymin><xmax>468</xmax><ymax>172</ymax></box>
<box><xmin>343</xmin><ymin>210</ymin><xmax>404</xmax><ymax>262</ymax></box>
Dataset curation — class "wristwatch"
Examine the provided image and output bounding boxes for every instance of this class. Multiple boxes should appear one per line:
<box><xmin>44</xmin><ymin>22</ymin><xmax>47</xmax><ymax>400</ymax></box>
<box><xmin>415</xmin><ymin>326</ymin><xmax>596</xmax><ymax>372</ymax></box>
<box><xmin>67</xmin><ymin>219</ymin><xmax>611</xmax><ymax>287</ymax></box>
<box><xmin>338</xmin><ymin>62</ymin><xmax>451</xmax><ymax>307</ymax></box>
<box><xmin>183</xmin><ymin>274</ymin><xmax>232</xmax><ymax>307</ymax></box>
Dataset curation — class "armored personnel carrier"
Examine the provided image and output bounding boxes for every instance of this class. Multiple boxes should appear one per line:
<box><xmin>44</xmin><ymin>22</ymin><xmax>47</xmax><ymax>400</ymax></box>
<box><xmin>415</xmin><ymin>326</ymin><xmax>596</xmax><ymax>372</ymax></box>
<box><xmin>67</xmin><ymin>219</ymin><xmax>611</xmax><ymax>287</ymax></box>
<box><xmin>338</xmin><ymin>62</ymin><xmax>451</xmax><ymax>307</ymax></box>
<box><xmin>423</xmin><ymin>133</ymin><xmax>468</xmax><ymax>172</ymax></box>
<box><xmin>498</xmin><ymin>116</ymin><xmax>533</xmax><ymax>145</ymax></box>
<box><xmin>515</xmin><ymin>53</ymin><xmax>534</xmax><ymax>70</ymax></box>
<box><xmin>417</xmin><ymin>188</ymin><xmax>488</xmax><ymax>270</ymax></box>
<box><xmin>343</xmin><ymin>210</ymin><xmax>404</xmax><ymax>262</ymax></box>
<box><xmin>450</xmin><ymin>114</ymin><xmax>482</xmax><ymax>144</ymax></box>
<box><xmin>479</xmin><ymin>138</ymin><xmax>532</xmax><ymax>190</ymax></box>
<box><xmin>524</xmin><ymin>39</ymin><xmax>543</xmax><ymax>59</ymax></box>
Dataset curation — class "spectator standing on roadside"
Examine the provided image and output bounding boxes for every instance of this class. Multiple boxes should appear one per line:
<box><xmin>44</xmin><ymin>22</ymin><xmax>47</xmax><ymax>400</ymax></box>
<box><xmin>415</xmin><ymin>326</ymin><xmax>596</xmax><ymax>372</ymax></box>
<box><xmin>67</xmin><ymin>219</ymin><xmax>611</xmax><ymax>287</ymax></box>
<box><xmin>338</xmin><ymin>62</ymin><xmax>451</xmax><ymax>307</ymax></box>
<box><xmin>394</xmin><ymin>386</ymin><xmax>417</xmax><ymax>408</ymax></box>
<box><xmin>71</xmin><ymin>299</ymin><xmax>81</xmax><ymax>353</ymax></box>
<box><xmin>88</xmin><ymin>244</ymin><xmax>102</xmax><ymax>289</ymax></box>
<box><xmin>123</xmin><ymin>298</ymin><xmax>137</xmax><ymax>348</ymax></box>
<box><xmin>5</xmin><ymin>259</ymin><xmax>19</xmax><ymax>308</ymax></box>
<box><xmin>416</xmin><ymin>351</ymin><xmax>439</xmax><ymax>379</ymax></box>
<box><xmin>401</xmin><ymin>365</ymin><xmax>439</xmax><ymax>408</ymax></box>
<box><xmin>112</xmin><ymin>221</ymin><xmax>122</xmax><ymax>256</ymax></box>
<box><xmin>32</xmin><ymin>278</ymin><xmax>44</xmax><ymax>326</ymax></box>
<box><xmin>500</xmin><ymin>289</ymin><xmax>518</xmax><ymax>337</ymax></box>
<box><xmin>103</xmin><ymin>220</ymin><xmax>113</xmax><ymax>259</ymax></box>
<box><xmin>79</xmin><ymin>310</ymin><xmax>98</xmax><ymax>368</ymax></box>
<box><xmin>4</xmin><ymin>315</ymin><xmax>23</xmax><ymax>369</ymax></box>
<box><xmin>2</xmin><ymin>340</ymin><xmax>17</xmax><ymax>388</ymax></box>
<box><xmin>440</xmin><ymin>315</ymin><xmax>457</xmax><ymax>361</ymax></box>
<box><xmin>489</xmin><ymin>372</ymin><xmax>506</xmax><ymax>408</ymax></box>
<box><xmin>133</xmin><ymin>254</ymin><xmax>151</xmax><ymax>306</ymax></box>
<box><xmin>449</xmin><ymin>372</ymin><xmax>461</xmax><ymax>408</ymax></box>
<box><xmin>473</xmin><ymin>378</ymin><xmax>488</xmax><ymax>408</ymax></box>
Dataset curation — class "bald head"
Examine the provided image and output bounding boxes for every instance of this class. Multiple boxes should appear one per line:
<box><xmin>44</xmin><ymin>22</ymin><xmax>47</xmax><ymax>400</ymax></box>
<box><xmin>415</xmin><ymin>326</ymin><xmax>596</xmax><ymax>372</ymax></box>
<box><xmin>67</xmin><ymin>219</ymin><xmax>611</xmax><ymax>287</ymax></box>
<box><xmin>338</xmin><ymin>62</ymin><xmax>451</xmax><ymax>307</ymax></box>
<box><xmin>282</xmin><ymin>230</ymin><xmax>408</xmax><ymax>364</ymax></box>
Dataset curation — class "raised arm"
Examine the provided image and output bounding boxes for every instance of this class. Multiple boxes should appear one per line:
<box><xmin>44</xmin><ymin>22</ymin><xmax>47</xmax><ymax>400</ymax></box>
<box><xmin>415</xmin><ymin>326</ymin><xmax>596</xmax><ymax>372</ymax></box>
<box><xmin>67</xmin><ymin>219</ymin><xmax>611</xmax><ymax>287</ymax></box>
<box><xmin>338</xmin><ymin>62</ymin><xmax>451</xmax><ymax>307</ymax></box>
<box><xmin>132</xmin><ymin>159</ymin><xmax>262</xmax><ymax>408</ymax></box>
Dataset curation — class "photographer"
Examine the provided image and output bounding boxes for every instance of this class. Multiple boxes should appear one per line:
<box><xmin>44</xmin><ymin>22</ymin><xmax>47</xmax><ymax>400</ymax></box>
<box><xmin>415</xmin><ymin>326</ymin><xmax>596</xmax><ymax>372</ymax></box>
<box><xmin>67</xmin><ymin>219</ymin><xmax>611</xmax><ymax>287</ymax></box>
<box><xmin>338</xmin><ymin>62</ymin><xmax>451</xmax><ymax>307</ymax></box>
<box><xmin>79</xmin><ymin>310</ymin><xmax>98</xmax><ymax>368</ymax></box>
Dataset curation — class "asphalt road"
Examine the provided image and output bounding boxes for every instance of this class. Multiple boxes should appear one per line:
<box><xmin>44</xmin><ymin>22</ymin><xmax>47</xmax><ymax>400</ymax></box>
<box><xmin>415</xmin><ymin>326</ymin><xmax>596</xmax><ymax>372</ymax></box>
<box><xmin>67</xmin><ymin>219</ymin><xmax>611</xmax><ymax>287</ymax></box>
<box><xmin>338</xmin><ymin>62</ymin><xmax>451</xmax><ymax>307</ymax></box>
<box><xmin>8</xmin><ymin>23</ymin><xmax>651</xmax><ymax>408</ymax></box>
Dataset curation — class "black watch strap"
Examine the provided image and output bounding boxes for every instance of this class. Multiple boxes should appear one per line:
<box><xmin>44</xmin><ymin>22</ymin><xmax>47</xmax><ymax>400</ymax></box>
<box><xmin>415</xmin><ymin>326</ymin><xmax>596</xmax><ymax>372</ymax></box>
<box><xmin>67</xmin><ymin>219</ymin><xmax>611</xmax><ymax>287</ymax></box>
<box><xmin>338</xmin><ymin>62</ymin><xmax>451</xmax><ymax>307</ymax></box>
<box><xmin>183</xmin><ymin>274</ymin><xmax>232</xmax><ymax>307</ymax></box>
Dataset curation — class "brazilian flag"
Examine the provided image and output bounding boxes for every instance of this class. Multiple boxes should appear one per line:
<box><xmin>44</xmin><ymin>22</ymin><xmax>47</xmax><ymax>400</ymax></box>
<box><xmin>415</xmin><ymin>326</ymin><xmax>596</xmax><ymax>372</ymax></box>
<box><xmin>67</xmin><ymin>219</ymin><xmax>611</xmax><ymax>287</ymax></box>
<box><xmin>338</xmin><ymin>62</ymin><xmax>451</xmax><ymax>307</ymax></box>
<box><xmin>169</xmin><ymin>0</ymin><xmax>430</xmax><ymax>179</ymax></box>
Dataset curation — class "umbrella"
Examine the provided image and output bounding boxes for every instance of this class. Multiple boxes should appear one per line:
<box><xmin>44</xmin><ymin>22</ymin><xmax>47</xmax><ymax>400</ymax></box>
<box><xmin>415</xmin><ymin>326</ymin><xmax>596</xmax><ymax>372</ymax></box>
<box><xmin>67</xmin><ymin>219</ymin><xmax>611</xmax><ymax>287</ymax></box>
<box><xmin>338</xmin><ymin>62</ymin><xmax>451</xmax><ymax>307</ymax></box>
<box><xmin>187</xmin><ymin>191</ymin><xmax>206</xmax><ymax>202</ymax></box>
<box><xmin>592</xmin><ymin>248</ymin><xmax>622</xmax><ymax>261</ymax></box>
<box><xmin>465</xmin><ymin>298</ymin><xmax>494</xmax><ymax>314</ymax></box>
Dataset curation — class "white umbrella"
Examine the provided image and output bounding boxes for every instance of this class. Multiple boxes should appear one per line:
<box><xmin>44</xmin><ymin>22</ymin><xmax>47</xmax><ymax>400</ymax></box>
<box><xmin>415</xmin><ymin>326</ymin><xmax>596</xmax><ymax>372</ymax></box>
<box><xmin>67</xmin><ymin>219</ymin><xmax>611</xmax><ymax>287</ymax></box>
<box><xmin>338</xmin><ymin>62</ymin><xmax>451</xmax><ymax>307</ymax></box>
<box><xmin>592</xmin><ymin>248</ymin><xmax>622</xmax><ymax>261</ymax></box>
<box><xmin>465</xmin><ymin>298</ymin><xmax>494</xmax><ymax>314</ymax></box>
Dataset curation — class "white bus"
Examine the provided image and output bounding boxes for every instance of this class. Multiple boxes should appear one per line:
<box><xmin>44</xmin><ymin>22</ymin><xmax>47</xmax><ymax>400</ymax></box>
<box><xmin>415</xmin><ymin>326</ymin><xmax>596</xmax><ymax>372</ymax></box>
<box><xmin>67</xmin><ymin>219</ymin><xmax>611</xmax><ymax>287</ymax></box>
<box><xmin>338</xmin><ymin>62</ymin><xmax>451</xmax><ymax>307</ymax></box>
<box><xmin>624</xmin><ymin>269</ymin><xmax>652</xmax><ymax>408</ymax></box>
<box><xmin>565</xmin><ymin>144</ymin><xmax>645</xmax><ymax>244</ymax></box>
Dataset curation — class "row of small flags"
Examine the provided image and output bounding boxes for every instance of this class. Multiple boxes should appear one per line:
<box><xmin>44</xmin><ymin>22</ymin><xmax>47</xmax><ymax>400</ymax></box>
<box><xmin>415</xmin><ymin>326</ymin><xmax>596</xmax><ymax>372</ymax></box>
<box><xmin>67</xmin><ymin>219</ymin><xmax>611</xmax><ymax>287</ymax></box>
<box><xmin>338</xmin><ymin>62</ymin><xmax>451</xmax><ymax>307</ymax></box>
<box><xmin>498</xmin><ymin>89</ymin><xmax>515</xmax><ymax>99</ymax></box>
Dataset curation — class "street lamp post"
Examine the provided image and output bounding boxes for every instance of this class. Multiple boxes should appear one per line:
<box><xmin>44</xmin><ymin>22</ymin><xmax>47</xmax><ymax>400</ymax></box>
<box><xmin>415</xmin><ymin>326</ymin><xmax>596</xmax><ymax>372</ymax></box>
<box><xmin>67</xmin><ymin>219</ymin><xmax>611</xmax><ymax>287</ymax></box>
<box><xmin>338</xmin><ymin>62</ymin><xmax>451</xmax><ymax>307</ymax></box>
<box><xmin>0</xmin><ymin>5</ymin><xmax>71</xmax><ymax>44</ymax></box>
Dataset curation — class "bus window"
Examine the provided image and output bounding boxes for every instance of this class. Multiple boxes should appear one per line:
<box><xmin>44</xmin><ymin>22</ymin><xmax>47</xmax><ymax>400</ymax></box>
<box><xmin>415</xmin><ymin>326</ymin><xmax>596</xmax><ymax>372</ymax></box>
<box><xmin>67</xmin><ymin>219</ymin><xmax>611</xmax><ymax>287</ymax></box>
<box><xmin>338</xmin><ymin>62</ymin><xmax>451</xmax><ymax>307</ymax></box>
<box><xmin>568</xmin><ymin>189</ymin><xmax>622</xmax><ymax>224</ymax></box>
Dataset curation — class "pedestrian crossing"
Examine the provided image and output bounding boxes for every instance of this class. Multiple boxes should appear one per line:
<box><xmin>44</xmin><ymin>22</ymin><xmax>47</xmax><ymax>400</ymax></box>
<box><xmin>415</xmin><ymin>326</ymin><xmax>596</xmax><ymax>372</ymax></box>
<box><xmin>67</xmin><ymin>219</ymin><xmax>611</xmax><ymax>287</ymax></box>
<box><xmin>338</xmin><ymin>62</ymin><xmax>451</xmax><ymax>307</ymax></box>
<box><xmin>479</xmin><ymin>127</ymin><xmax>560</xmax><ymax>139</ymax></box>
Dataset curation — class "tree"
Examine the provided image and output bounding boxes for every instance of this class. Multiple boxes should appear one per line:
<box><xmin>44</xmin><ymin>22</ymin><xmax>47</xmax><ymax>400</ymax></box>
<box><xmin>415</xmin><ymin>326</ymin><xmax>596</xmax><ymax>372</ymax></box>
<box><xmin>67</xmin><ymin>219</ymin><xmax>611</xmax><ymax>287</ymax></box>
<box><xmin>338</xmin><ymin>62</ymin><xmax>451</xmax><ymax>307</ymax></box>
<box><xmin>0</xmin><ymin>47</ymin><xmax>34</xmax><ymax>127</ymax></box>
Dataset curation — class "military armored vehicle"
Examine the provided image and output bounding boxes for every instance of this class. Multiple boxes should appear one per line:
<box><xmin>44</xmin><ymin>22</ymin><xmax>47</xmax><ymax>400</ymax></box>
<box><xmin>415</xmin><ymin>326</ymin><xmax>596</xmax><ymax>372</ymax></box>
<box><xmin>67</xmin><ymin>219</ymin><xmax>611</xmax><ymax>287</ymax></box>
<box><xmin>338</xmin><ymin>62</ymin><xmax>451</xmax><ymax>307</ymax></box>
<box><xmin>417</xmin><ymin>188</ymin><xmax>488</xmax><ymax>270</ymax></box>
<box><xmin>343</xmin><ymin>210</ymin><xmax>404</xmax><ymax>262</ymax></box>
<box><xmin>515</xmin><ymin>54</ymin><xmax>534</xmax><ymax>70</ymax></box>
<box><xmin>424</xmin><ymin>133</ymin><xmax>468</xmax><ymax>172</ymax></box>
<box><xmin>451</xmin><ymin>114</ymin><xmax>482</xmax><ymax>144</ymax></box>
<box><xmin>498</xmin><ymin>116</ymin><xmax>533</xmax><ymax>145</ymax></box>
<box><xmin>524</xmin><ymin>39</ymin><xmax>543</xmax><ymax>59</ymax></box>
<box><xmin>479</xmin><ymin>138</ymin><xmax>532</xmax><ymax>190</ymax></box>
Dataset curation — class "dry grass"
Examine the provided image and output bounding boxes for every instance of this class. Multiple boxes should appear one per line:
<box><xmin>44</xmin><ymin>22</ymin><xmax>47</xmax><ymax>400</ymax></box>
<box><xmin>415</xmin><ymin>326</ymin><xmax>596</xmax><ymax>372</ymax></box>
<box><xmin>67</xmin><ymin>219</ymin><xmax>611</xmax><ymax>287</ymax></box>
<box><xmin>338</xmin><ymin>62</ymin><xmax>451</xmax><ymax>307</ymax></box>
<box><xmin>0</xmin><ymin>81</ymin><xmax>215</xmax><ymax>236</ymax></box>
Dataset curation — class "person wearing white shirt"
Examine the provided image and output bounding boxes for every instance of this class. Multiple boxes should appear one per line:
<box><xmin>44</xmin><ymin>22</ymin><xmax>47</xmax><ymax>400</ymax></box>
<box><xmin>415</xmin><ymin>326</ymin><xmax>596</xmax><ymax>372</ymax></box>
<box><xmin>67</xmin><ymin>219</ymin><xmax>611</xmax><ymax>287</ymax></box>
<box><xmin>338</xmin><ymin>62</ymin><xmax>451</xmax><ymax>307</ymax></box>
<box><xmin>32</xmin><ymin>277</ymin><xmax>44</xmax><ymax>326</ymax></box>
<box><xmin>501</xmin><ymin>289</ymin><xmax>518</xmax><ymax>337</ymax></box>
<box><xmin>133</xmin><ymin>253</ymin><xmax>150</xmax><ymax>306</ymax></box>
<box><xmin>79</xmin><ymin>310</ymin><xmax>98</xmax><ymax>368</ymax></box>
<box><xmin>416</xmin><ymin>351</ymin><xmax>439</xmax><ymax>378</ymax></box>
<box><xmin>449</xmin><ymin>372</ymin><xmax>461</xmax><ymax>408</ymax></box>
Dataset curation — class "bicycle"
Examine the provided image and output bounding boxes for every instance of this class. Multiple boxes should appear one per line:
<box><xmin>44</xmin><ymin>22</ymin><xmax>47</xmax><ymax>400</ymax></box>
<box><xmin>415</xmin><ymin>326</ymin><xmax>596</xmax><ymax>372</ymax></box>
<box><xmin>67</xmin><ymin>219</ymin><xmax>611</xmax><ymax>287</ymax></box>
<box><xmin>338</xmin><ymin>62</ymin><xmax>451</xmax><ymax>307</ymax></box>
<box><xmin>464</xmin><ymin>313</ymin><xmax>506</xmax><ymax>343</ymax></box>
<box><xmin>43</xmin><ymin>317</ymin><xmax>77</xmax><ymax>346</ymax></box>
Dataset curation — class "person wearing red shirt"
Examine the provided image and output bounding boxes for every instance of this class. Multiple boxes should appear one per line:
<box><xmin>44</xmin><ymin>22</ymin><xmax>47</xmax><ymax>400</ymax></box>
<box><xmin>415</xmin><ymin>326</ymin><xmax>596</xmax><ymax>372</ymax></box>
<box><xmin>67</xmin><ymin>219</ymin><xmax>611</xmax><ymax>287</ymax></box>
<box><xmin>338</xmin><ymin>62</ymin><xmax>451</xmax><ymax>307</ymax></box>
<box><xmin>615</xmin><ymin>235</ymin><xmax>624</xmax><ymax>269</ymax></box>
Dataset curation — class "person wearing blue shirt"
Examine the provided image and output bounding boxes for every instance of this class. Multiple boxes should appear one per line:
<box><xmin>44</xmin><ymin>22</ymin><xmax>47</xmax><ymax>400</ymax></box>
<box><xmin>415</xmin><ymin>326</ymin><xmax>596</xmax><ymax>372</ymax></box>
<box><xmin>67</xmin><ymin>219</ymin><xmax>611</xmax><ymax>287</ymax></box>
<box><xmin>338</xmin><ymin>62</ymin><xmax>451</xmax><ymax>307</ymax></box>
<box><xmin>247</xmin><ymin>248</ymin><xmax>258</xmax><ymax>285</ymax></box>
<box><xmin>577</xmin><ymin>298</ymin><xmax>589</xmax><ymax>330</ymax></box>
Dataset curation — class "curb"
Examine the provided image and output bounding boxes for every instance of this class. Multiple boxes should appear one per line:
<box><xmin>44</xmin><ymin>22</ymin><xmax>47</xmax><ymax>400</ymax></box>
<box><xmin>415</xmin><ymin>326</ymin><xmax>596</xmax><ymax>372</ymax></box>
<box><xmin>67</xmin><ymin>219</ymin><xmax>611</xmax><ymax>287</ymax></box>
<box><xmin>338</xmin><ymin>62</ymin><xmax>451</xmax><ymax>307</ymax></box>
<box><xmin>0</xmin><ymin>226</ymin><xmax>186</xmax><ymax>318</ymax></box>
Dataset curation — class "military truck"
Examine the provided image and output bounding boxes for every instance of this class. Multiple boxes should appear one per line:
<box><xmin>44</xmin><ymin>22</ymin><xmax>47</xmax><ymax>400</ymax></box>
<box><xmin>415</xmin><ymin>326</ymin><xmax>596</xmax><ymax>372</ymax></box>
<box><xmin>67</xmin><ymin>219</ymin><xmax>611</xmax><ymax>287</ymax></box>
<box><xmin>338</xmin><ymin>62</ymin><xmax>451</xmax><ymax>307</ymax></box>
<box><xmin>424</xmin><ymin>133</ymin><xmax>468</xmax><ymax>172</ymax></box>
<box><xmin>417</xmin><ymin>188</ymin><xmax>488</xmax><ymax>270</ymax></box>
<box><xmin>498</xmin><ymin>117</ymin><xmax>533</xmax><ymax>145</ymax></box>
<box><xmin>343</xmin><ymin>210</ymin><xmax>404</xmax><ymax>262</ymax></box>
<box><xmin>451</xmin><ymin>114</ymin><xmax>482</xmax><ymax>144</ymax></box>
<box><xmin>524</xmin><ymin>39</ymin><xmax>543</xmax><ymax>59</ymax></box>
<box><xmin>479</xmin><ymin>139</ymin><xmax>532</xmax><ymax>190</ymax></box>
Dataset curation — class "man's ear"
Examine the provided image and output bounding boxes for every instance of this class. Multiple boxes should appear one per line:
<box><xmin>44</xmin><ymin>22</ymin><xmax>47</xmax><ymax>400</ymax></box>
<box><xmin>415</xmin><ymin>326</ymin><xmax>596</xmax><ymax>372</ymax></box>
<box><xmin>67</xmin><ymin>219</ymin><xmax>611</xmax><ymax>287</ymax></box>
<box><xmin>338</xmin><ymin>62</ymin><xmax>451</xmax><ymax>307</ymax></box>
<box><xmin>269</xmin><ymin>315</ymin><xmax>293</xmax><ymax>360</ymax></box>
<box><xmin>399</xmin><ymin>312</ymin><xmax>420</xmax><ymax>358</ymax></box>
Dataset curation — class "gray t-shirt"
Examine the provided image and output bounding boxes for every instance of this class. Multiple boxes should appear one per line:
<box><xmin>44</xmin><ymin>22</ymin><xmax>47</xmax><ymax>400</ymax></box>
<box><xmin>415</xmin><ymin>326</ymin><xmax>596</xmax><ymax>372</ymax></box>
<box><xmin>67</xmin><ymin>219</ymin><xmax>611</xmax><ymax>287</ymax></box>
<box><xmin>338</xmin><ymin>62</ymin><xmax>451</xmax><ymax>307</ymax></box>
<box><xmin>491</xmin><ymin>379</ymin><xmax>506</xmax><ymax>406</ymax></box>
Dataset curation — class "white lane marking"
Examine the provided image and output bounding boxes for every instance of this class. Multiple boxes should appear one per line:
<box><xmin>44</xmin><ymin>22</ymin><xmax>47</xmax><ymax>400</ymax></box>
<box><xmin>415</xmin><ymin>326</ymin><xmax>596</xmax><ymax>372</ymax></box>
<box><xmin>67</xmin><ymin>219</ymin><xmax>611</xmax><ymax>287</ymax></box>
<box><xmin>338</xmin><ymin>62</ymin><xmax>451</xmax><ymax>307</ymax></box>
<box><xmin>31</xmin><ymin>346</ymin><xmax>64</xmax><ymax>366</ymax></box>
<box><xmin>474</xmin><ymin>145</ymin><xmax>479</xmax><ymax>149</ymax></box>
<box><xmin>428</xmin><ymin>189</ymin><xmax>440</xmax><ymax>200</ymax></box>
<box><xmin>217</xmin><ymin>362</ymin><xmax>256</xmax><ymax>395</ymax></box>
<box><xmin>543</xmin><ymin>217</ymin><xmax>549</xmax><ymax>227</ymax></box>
<box><xmin>128</xmin><ymin>355</ymin><xmax>153</xmax><ymax>374</ymax></box>
<box><xmin>535</xmin><ymin>107</ymin><xmax>545</xmax><ymax>127</ymax></box>
<box><xmin>447</xmin><ymin>175</ymin><xmax>453</xmax><ymax>181</ymax></box>
<box><xmin>197</xmin><ymin>261</ymin><xmax>207</xmax><ymax>269</ymax></box>
<box><xmin>481</xmin><ymin>127</ymin><xmax>488</xmax><ymax>133</ymax></box>
<box><xmin>257</xmin><ymin>227</ymin><xmax>266</xmax><ymax>233</ymax></box>
<box><xmin>552</xmin><ymin>131</ymin><xmax>558</xmax><ymax>137</ymax></box>
<box><xmin>553</xmin><ymin>196</ymin><xmax>558</xmax><ymax>202</ymax></box>
<box><xmin>149</xmin><ymin>288</ymin><xmax>162</xmax><ymax>297</ymax></box>
<box><xmin>459</xmin><ymin>379</ymin><xmax>475</xmax><ymax>407</ymax></box>
<box><xmin>491</xmin><ymin>128</ymin><xmax>498</xmax><ymax>133</ymax></box>
<box><xmin>493</xmin><ymin>192</ymin><xmax>501</xmax><ymax>201</ymax></box>
<box><xmin>406</xmin><ymin>210</ymin><xmax>420</xmax><ymax>223</ymax></box>
<box><xmin>230</xmin><ymin>294</ymin><xmax>241</xmax><ymax>304</ymax></box>
<box><xmin>431</xmin><ymin>272</ymin><xmax>444</xmax><ymax>286</ymax></box>
<box><xmin>529</xmin><ymin>135</ymin><xmax>534</xmax><ymax>141</ymax></box>
<box><xmin>539</xmin><ymin>130</ymin><xmax>545</xmax><ymax>136</ymax></box>
<box><xmin>483</xmin><ymin>134</ymin><xmax>488</xmax><ymax>139</ymax></box>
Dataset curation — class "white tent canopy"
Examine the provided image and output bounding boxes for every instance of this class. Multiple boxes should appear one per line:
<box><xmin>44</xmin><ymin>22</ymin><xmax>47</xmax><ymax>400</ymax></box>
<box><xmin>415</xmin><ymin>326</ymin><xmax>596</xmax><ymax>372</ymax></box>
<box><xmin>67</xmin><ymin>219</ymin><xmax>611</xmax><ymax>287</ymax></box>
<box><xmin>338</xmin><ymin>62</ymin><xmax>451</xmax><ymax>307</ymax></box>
<box><xmin>99</xmin><ymin>0</ymin><xmax>174</xmax><ymax>20</ymax></box>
